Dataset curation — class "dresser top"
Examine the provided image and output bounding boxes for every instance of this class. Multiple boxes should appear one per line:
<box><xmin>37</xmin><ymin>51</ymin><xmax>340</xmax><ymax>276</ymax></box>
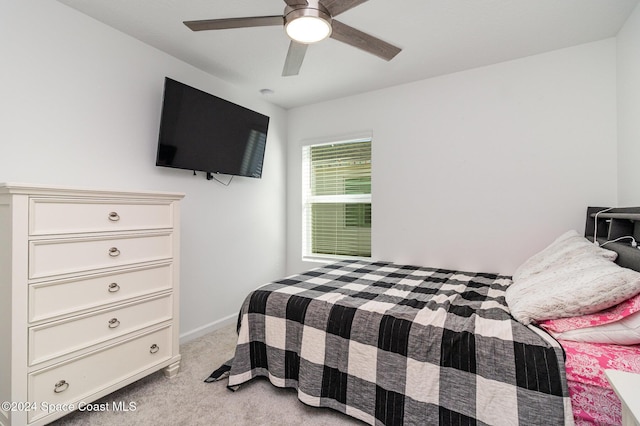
<box><xmin>0</xmin><ymin>183</ymin><xmax>185</xmax><ymax>200</ymax></box>
<box><xmin>605</xmin><ymin>369</ymin><xmax>640</xmax><ymax>423</ymax></box>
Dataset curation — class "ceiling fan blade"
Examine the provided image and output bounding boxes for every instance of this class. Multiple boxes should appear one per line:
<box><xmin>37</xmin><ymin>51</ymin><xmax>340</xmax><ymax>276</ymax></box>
<box><xmin>321</xmin><ymin>0</ymin><xmax>369</xmax><ymax>17</ymax></box>
<box><xmin>282</xmin><ymin>41</ymin><xmax>308</xmax><ymax>76</ymax></box>
<box><xmin>284</xmin><ymin>0</ymin><xmax>309</xmax><ymax>6</ymax></box>
<box><xmin>330</xmin><ymin>20</ymin><xmax>401</xmax><ymax>61</ymax></box>
<box><xmin>184</xmin><ymin>16</ymin><xmax>283</xmax><ymax>31</ymax></box>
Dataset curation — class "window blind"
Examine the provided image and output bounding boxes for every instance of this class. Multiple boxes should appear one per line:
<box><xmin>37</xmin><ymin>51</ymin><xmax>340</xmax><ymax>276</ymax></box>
<box><xmin>302</xmin><ymin>139</ymin><xmax>371</xmax><ymax>258</ymax></box>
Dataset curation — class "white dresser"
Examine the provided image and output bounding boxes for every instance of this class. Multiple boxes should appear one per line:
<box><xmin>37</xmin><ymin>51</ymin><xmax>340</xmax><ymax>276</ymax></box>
<box><xmin>606</xmin><ymin>369</ymin><xmax>640</xmax><ymax>426</ymax></box>
<box><xmin>0</xmin><ymin>183</ymin><xmax>184</xmax><ymax>426</ymax></box>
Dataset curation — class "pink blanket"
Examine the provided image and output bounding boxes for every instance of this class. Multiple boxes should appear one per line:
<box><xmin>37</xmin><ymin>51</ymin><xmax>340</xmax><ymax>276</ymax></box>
<box><xmin>561</xmin><ymin>340</ymin><xmax>640</xmax><ymax>425</ymax></box>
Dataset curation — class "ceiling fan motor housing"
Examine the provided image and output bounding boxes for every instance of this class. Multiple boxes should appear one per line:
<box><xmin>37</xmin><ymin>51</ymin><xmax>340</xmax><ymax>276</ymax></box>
<box><xmin>284</xmin><ymin>1</ymin><xmax>333</xmax><ymax>43</ymax></box>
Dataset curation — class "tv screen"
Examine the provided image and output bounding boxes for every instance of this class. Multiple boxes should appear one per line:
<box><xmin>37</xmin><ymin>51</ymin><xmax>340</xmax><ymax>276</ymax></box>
<box><xmin>156</xmin><ymin>77</ymin><xmax>269</xmax><ymax>179</ymax></box>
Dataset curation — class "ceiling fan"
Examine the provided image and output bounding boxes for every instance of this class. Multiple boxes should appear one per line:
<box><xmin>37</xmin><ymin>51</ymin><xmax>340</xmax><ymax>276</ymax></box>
<box><xmin>183</xmin><ymin>0</ymin><xmax>402</xmax><ymax>76</ymax></box>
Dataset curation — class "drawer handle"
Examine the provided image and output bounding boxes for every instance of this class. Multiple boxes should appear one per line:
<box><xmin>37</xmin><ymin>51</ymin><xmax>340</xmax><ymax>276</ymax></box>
<box><xmin>150</xmin><ymin>344</ymin><xmax>160</xmax><ymax>354</ymax></box>
<box><xmin>108</xmin><ymin>247</ymin><xmax>121</xmax><ymax>257</ymax></box>
<box><xmin>108</xmin><ymin>318</ymin><xmax>120</xmax><ymax>329</ymax></box>
<box><xmin>108</xmin><ymin>283</ymin><xmax>120</xmax><ymax>293</ymax></box>
<box><xmin>108</xmin><ymin>211</ymin><xmax>120</xmax><ymax>222</ymax></box>
<box><xmin>54</xmin><ymin>380</ymin><xmax>69</xmax><ymax>393</ymax></box>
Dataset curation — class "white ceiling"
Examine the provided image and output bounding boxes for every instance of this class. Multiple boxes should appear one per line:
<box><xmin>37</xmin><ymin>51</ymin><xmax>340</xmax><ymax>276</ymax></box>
<box><xmin>56</xmin><ymin>0</ymin><xmax>638</xmax><ymax>109</ymax></box>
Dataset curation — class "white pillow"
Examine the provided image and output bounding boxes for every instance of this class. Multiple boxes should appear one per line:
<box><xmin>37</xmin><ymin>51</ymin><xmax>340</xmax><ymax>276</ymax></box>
<box><xmin>506</xmin><ymin>231</ymin><xmax>640</xmax><ymax>325</ymax></box>
<box><xmin>512</xmin><ymin>230</ymin><xmax>617</xmax><ymax>282</ymax></box>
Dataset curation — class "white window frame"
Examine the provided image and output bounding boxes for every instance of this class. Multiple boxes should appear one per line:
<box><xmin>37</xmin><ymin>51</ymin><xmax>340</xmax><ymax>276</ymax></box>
<box><xmin>302</xmin><ymin>136</ymin><xmax>372</xmax><ymax>262</ymax></box>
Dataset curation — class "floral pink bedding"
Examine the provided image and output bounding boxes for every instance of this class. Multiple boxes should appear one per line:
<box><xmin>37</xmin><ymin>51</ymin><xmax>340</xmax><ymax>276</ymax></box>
<box><xmin>540</xmin><ymin>294</ymin><xmax>640</xmax><ymax>345</ymax></box>
<box><xmin>561</xmin><ymin>339</ymin><xmax>640</xmax><ymax>425</ymax></box>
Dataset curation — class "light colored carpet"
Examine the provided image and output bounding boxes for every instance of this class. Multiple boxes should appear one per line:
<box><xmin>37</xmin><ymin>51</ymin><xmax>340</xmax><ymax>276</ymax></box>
<box><xmin>49</xmin><ymin>323</ymin><xmax>363</xmax><ymax>425</ymax></box>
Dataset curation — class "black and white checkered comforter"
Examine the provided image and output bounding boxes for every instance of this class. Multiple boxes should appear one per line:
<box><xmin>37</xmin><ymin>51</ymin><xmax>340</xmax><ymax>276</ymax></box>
<box><xmin>221</xmin><ymin>260</ymin><xmax>573</xmax><ymax>425</ymax></box>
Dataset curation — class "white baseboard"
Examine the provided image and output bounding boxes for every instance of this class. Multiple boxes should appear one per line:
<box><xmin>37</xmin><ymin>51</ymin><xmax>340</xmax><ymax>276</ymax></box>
<box><xmin>179</xmin><ymin>313</ymin><xmax>237</xmax><ymax>345</ymax></box>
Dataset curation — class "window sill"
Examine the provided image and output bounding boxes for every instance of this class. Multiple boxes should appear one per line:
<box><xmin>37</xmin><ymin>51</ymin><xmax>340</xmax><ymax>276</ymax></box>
<box><xmin>302</xmin><ymin>254</ymin><xmax>372</xmax><ymax>264</ymax></box>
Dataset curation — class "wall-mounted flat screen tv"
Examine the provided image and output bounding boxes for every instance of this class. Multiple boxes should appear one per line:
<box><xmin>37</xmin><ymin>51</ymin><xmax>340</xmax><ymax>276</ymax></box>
<box><xmin>156</xmin><ymin>77</ymin><xmax>269</xmax><ymax>179</ymax></box>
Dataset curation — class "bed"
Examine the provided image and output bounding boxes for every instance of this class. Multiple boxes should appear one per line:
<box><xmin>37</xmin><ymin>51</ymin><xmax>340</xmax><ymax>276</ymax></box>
<box><xmin>208</xmin><ymin>208</ymin><xmax>640</xmax><ymax>425</ymax></box>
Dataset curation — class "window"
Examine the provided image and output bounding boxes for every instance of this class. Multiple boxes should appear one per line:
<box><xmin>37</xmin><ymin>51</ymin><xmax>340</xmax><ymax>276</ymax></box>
<box><xmin>302</xmin><ymin>138</ymin><xmax>371</xmax><ymax>259</ymax></box>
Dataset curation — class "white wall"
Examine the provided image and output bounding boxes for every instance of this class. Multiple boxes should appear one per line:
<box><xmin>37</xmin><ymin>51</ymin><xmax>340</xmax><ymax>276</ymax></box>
<box><xmin>0</xmin><ymin>0</ymin><xmax>633</xmax><ymax>339</ymax></box>
<box><xmin>618</xmin><ymin>3</ymin><xmax>640</xmax><ymax>205</ymax></box>
<box><xmin>287</xmin><ymin>40</ymin><xmax>618</xmax><ymax>275</ymax></box>
<box><xmin>0</xmin><ymin>0</ymin><xmax>288</xmax><ymax>340</ymax></box>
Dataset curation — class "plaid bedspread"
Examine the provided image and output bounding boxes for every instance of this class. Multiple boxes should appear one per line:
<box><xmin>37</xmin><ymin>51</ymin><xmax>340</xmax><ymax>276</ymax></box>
<box><xmin>220</xmin><ymin>260</ymin><xmax>573</xmax><ymax>425</ymax></box>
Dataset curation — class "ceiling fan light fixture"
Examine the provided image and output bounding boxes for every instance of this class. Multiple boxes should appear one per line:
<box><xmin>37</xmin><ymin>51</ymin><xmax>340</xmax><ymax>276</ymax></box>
<box><xmin>285</xmin><ymin>8</ymin><xmax>332</xmax><ymax>44</ymax></box>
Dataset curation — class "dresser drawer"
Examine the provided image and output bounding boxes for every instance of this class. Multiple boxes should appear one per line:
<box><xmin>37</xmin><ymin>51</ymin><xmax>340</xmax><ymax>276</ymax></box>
<box><xmin>29</xmin><ymin>264</ymin><xmax>173</xmax><ymax>322</ymax></box>
<box><xmin>30</xmin><ymin>198</ymin><xmax>174</xmax><ymax>236</ymax></box>
<box><xmin>28</xmin><ymin>325</ymin><xmax>172</xmax><ymax>423</ymax></box>
<box><xmin>29</xmin><ymin>294</ymin><xmax>173</xmax><ymax>365</ymax></box>
<box><xmin>29</xmin><ymin>232</ymin><xmax>172</xmax><ymax>279</ymax></box>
